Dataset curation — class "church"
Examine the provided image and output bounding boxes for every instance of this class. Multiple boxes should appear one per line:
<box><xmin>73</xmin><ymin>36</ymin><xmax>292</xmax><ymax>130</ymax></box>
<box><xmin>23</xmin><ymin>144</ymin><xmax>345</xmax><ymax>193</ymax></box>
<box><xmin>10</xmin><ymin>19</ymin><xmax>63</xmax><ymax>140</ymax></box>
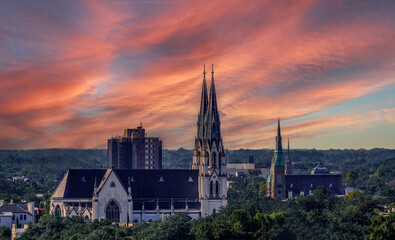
<box><xmin>267</xmin><ymin>119</ymin><xmax>344</xmax><ymax>199</ymax></box>
<box><xmin>50</xmin><ymin>65</ymin><xmax>227</xmax><ymax>223</ymax></box>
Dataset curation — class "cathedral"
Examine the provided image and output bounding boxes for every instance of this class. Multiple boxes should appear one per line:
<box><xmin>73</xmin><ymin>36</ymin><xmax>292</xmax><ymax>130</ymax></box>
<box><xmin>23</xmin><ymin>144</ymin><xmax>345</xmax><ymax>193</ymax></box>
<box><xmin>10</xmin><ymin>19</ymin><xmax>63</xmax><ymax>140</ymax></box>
<box><xmin>267</xmin><ymin>119</ymin><xmax>344</xmax><ymax>199</ymax></box>
<box><xmin>50</xmin><ymin>65</ymin><xmax>227</xmax><ymax>223</ymax></box>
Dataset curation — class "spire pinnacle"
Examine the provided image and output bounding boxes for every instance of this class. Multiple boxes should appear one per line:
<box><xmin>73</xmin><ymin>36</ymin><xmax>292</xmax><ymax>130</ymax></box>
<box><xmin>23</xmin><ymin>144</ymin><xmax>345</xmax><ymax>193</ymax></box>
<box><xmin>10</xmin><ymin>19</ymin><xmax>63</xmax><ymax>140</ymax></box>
<box><xmin>207</xmin><ymin>64</ymin><xmax>221</xmax><ymax>140</ymax></box>
<box><xmin>275</xmin><ymin>118</ymin><xmax>283</xmax><ymax>153</ymax></box>
<box><xmin>197</xmin><ymin>65</ymin><xmax>209</xmax><ymax>139</ymax></box>
<box><xmin>277</xmin><ymin>118</ymin><xmax>281</xmax><ymax>138</ymax></box>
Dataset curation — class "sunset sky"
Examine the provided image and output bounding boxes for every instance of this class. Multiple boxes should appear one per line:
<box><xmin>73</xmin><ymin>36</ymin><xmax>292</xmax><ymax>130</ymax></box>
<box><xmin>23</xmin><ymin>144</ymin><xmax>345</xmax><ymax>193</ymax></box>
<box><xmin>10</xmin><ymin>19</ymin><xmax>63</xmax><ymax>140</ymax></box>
<box><xmin>0</xmin><ymin>0</ymin><xmax>394</xmax><ymax>150</ymax></box>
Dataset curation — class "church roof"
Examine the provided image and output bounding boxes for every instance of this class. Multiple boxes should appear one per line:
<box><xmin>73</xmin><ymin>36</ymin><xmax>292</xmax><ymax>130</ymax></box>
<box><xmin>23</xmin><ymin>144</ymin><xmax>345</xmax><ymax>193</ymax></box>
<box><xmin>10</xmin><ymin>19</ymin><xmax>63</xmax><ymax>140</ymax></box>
<box><xmin>285</xmin><ymin>174</ymin><xmax>343</xmax><ymax>195</ymax></box>
<box><xmin>311</xmin><ymin>163</ymin><xmax>330</xmax><ymax>174</ymax></box>
<box><xmin>52</xmin><ymin>169</ymin><xmax>199</xmax><ymax>199</ymax></box>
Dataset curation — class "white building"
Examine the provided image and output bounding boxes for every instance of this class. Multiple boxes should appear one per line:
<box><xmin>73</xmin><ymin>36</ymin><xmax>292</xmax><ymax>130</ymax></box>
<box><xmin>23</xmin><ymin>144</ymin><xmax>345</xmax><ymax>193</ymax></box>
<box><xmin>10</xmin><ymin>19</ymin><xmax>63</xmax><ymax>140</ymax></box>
<box><xmin>50</xmin><ymin>66</ymin><xmax>228</xmax><ymax>223</ymax></box>
<box><xmin>0</xmin><ymin>202</ymin><xmax>35</xmax><ymax>229</ymax></box>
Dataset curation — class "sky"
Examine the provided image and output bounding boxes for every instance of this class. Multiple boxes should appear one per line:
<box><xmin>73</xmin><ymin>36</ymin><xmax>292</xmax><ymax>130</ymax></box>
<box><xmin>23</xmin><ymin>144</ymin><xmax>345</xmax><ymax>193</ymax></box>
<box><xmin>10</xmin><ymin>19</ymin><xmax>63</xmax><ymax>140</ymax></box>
<box><xmin>0</xmin><ymin>0</ymin><xmax>394</xmax><ymax>150</ymax></box>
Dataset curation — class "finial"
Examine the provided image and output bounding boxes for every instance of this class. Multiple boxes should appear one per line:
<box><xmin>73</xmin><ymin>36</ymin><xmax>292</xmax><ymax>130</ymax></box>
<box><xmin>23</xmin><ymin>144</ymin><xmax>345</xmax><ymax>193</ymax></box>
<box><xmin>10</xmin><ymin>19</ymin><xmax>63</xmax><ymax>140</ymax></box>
<box><xmin>277</xmin><ymin>118</ymin><xmax>281</xmax><ymax>136</ymax></box>
<box><xmin>203</xmin><ymin>64</ymin><xmax>206</xmax><ymax>77</ymax></box>
<box><xmin>211</xmin><ymin>64</ymin><xmax>214</xmax><ymax>74</ymax></box>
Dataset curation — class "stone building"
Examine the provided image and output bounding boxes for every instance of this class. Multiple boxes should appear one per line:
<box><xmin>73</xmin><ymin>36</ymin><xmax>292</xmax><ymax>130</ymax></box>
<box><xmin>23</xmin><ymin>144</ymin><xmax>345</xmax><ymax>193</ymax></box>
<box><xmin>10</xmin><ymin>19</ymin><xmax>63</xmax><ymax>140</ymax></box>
<box><xmin>50</xmin><ymin>65</ymin><xmax>227</xmax><ymax>222</ymax></box>
<box><xmin>267</xmin><ymin>119</ymin><xmax>344</xmax><ymax>199</ymax></box>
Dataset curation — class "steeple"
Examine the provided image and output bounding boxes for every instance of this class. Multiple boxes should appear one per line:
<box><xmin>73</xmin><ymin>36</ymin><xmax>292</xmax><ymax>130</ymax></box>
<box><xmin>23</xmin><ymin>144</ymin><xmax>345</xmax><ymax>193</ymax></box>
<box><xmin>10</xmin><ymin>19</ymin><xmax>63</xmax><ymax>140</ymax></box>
<box><xmin>275</xmin><ymin>118</ymin><xmax>283</xmax><ymax>153</ymax></box>
<box><xmin>287</xmin><ymin>137</ymin><xmax>290</xmax><ymax>161</ymax></box>
<box><xmin>272</xmin><ymin>118</ymin><xmax>285</xmax><ymax>166</ymax></box>
<box><xmin>197</xmin><ymin>65</ymin><xmax>208</xmax><ymax>139</ymax></box>
<box><xmin>206</xmin><ymin>64</ymin><xmax>221</xmax><ymax>140</ymax></box>
<box><xmin>285</xmin><ymin>137</ymin><xmax>292</xmax><ymax>175</ymax></box>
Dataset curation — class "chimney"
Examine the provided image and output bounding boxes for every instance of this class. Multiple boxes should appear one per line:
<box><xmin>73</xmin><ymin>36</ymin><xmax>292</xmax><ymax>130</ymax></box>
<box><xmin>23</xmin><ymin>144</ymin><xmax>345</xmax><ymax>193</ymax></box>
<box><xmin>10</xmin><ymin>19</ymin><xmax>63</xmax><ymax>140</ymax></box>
<box><xmin>10</xmin><ymin>199</ymin><xmax>14</xmax><ymax>204</ymax></box>
<box><xmin>27</xmin><ymin>202</ymin><xmax>35</xmax><ymax>220</ymax></box>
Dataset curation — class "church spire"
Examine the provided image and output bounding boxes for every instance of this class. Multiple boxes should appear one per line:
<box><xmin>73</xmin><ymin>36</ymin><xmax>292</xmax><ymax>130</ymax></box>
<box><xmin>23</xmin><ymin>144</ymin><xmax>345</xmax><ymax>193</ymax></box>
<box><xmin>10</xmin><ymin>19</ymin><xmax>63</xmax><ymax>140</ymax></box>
<box><xmin>275</xmin><ymin>118</ymin><xmax>283</xmax><ymax>153</ymax></box>
<box><xmin>206</xmin><ymin>64</ymin><xmax>221</xmax><ymax>140</ymax></box>
<box><xmin>287</xmin><ymin>137</ymin><xmax>290</xmax><ymax>161</ymax></box>
<box><xmin>197</xmin><ymin>65</ymin><xmax>208</xmax><ymax>139</ymax></box>
<box><xmin>272</xmin><ymin>118</ymin><xmax>285</xmax><ymax>166</ymax></box>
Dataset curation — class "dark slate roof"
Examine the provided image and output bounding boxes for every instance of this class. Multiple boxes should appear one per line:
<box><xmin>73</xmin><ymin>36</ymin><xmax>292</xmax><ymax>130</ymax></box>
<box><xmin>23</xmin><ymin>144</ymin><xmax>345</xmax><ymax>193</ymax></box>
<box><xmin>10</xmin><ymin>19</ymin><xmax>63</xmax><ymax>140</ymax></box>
<box><xmin>52</xmin><ymin>169</ymin><xmax>107</xmax><ymax>199</ymax></box>
<box><xmin>0</xmin><ymin>204</ymin><xmax>29</xmax><ymax>214</ymax></box>
<box><xmin>285</xmin><ymin>174</ymin><xmax>344</xmax><ymax>195</ymax></box>
<box><xmin>115</xmin><ymin>169</ymin><xmax>199</xmax><ymax>199</ymax></box>
<box><xmin>311</xmin><ymin>164</ymin><xmax>330</xmax><ymax>174</ymax></box>
<box><xmin>53</xmin><ymin>169</ymin><xmax>199</xmax><ymax>199</ymax></box>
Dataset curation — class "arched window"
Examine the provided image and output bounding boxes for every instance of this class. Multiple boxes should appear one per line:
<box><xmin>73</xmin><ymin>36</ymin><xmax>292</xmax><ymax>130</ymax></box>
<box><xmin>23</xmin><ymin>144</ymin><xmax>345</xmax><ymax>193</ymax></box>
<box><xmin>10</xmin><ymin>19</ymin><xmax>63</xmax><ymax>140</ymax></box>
<box><xmin>105</xmin><ymin>200</ymin><xmax>120</xmax><ymax>222</ymax></box>
<box><xmin>210</xmin><ymin>182</ymin><xmax>213</xmax><ymax>196</ymax></box>
<box><xmin>277</xmin><ymin>175</ymin><xmax>282</xmax><ymax>184</ymax></box>
<box><xmin>215</xmin><ymin>182</ymin><xmax>219</xmax><ymax>195</ymax></box>
<box><xmin>110</xmin><ymin>182</ymin><xmax>116</xmax><ymax>188</ymax></box>
<box><xmin>55</xmin><ymin>205</ymin><xmax>61</xmax><ymax>216</ymax></box>
<box><xmin>212</xmin><ymin>152</ymin><xmax>217</xmax><ymax>168</ymax></box>
<box><xmin>84</xmin><ymin>215</ymin><xmax>90</xmax><ymax>221</ymax></box>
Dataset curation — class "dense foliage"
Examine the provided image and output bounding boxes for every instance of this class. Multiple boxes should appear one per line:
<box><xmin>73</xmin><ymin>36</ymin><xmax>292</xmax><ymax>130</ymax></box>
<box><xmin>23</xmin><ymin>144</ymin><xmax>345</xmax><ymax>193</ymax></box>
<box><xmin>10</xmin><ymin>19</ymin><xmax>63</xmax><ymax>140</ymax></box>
<box><xmin>0</xmin><ymin>148</ymin><xmax>394</xmax><ymax>239</ymax></box>
<box><xmin>18</xmin><ymin>187</ymin><xmax>395</xmax><ymax>240</ymax></box>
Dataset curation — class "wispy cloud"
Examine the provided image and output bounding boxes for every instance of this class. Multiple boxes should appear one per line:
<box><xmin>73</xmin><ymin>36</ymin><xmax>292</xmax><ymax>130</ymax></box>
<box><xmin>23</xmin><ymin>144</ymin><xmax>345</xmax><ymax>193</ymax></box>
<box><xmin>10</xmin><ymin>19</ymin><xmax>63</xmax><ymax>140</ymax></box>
<box><xmin>0</xmin><ymin>0</ymin><xmax>394</xmax><ymax>149</ymax></box>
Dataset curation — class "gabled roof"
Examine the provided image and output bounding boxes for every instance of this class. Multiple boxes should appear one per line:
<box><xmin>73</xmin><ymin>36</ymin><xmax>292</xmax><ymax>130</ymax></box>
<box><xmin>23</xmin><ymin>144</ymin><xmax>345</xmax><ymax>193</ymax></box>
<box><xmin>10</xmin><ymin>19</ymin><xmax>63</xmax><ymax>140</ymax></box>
<box><xmin>52</xmin><ymin>169</ymin><xmax>107</xmax><ymax>199</ymax></box>
<box><xmin>0</xmin><ymin>204</ymin><xmax>30</xmax><ymax>214</ymax></box>
<box><xmin>52</xmin><ymin>169</ymin><xmax>199</xmax><ymax>199</ymax></box>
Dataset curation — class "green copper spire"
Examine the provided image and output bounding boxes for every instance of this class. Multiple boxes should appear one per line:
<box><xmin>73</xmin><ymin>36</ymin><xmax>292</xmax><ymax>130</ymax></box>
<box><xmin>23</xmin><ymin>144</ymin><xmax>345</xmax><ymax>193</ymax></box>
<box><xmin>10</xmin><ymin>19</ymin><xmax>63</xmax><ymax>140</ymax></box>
<box><xmin>272</xmin><ymin>118</ymin><xmax>285</xmax><ymax>166</ymax></box>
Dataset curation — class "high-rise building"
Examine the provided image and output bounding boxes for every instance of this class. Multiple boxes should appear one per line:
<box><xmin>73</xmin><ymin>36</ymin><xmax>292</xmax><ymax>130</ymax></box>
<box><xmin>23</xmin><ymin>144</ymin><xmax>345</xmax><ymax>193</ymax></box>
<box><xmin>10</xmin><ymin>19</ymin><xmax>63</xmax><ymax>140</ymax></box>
<box><xmin>51</xmin><ymin>65</ymin><xmax>228</xmax><ymax>222</ymax></box>
<box><xmin>108</xmin><ymin>125</ymin><xmax>162</xmax><ymax>169</ymax></box>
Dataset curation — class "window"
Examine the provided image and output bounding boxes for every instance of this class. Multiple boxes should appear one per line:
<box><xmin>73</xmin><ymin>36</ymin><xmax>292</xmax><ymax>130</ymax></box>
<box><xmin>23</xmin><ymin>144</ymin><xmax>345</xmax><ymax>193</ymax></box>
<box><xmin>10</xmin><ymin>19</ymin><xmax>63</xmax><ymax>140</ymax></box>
<box><xmin>309</xmin><ymin>190</ymin><xmax>313</xmax><ymax>195</ymax></box>
<box><xmin>110</xmin><ymin>182</ymin><xmax>116</xmax><ymax>188</ymax></box>
<box><xmin>24</xmin><ymin>215</ymin><xmax>26</xmax><ymax>220</ymax></box>
<box><xmin>212</xmin><ymin>152</ymin><xmax>217</xmax><ymax>168</ymax></box>
<box><xmin>210</xmin><ymin>182</ymin><xmax>213</xmax><ymax>195</ymax></box>
<box><xmin>288</xmin><ymin>191</ymin><xmax>293</xmax><ymax>198</ymax></box>
<box><xmin>277</xmin><ymin>175</ymin><xmax>282</xmax><ymax>184</ymax></box>
<box><xmin>215</xmin><ymin>182</ymin><xmax>219</xmax><ymax>195</ymax></box>
<box><xmin>105</xmin><ymin>200</ymin><xmax>120</xmax><ymax>222</ymax></box>
<box><xmin>55</xmin><ymin>205</ymin><xmax>61</xmax><ymax>216</ymax></box>
<box><xmin>300</xmin><ymin>191</ymin><xmax>304</xmax><ymax>196</ymax></box>
<box><xmin>20</xmin><ymin>215</ymin><xmax>22</xmax><ymax>220</ymax></box>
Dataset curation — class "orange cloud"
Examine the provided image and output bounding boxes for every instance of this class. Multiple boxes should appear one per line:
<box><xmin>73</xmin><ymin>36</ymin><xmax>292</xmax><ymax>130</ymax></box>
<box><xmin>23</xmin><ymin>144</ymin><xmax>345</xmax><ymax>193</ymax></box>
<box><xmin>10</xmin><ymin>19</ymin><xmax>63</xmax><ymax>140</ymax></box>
<box><xmin>0</xmin><ymin>0</ymin><xmax>394</xmax><ymax>149</ymax></box>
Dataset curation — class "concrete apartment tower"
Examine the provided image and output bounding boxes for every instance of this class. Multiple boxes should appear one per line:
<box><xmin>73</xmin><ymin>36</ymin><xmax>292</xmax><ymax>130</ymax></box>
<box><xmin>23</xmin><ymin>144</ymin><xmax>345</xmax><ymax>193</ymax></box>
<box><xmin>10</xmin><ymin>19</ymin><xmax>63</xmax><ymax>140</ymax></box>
<box><xmin>192</xmin><ymin>65</ymin><xmax>227</xmax><ymax>216</ymax></box>
<box><xmin>108</xmin><ymin>124</ymin><xmax>162</xmax><ymax>170</ymax></box>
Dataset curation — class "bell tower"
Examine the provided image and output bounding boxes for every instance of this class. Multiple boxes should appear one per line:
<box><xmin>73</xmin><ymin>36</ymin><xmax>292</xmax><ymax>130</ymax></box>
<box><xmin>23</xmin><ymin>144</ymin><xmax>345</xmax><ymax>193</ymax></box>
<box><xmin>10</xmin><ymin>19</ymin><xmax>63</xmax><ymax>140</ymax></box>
<box><xmin>267</xmin><ymin>119</ymin><xmax>286</xmax><ymax>199</ymax></box>
<box><xmin>193</xmin><ymin>65</ymin><xmax>227</xmax><ymax>216</ymax></box>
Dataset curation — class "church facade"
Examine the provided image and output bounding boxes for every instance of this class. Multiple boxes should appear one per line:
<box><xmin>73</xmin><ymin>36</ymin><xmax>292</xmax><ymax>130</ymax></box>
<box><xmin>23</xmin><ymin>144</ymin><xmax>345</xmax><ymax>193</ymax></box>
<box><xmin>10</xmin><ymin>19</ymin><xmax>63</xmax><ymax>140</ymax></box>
<box><xmin>267</xmin><ymin>119</ymin><xmax>344</xmax><ymax>199</ymax></box>
<box><xmin>50</xmin><ymin>66</ymin><xmax>227</xmax><ymax>222</ymax></box>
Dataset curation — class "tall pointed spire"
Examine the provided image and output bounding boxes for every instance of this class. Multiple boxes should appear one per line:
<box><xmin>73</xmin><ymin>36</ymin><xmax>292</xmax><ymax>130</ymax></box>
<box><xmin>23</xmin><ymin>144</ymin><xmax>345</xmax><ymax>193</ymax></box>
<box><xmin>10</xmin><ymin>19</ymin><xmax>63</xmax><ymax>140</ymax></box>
<box><xmin>197</xmin><ymin>65</ymin><xmax>208</xmax><ymax>139</ymax></box>
<box><xmin>272</xmin><ymin>118</ymin><xmax>285</xmax><ymax>166</ymax></box>
<box><xmin>287</xmin><ymin>137</ymin><xmax>290</xmax><ymax>161</ymax></box>
<box><xmin>206</xmin><ymin>64</ymin><xmax>221</xmax><ymax>140</ymax></box>
<box><xmin>275</xmin><ymin>118</ymin><xmax>283</xmax><ymax>153</ymax></box>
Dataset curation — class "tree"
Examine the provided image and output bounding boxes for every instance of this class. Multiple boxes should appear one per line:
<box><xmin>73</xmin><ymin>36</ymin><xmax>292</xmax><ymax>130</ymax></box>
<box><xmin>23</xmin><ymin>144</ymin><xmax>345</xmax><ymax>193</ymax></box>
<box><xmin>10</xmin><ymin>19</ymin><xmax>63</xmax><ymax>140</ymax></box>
<box><xmin>369</xmin><ymin>213</ymin><xmax>395</xmax><ymax>240</ymax></box>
